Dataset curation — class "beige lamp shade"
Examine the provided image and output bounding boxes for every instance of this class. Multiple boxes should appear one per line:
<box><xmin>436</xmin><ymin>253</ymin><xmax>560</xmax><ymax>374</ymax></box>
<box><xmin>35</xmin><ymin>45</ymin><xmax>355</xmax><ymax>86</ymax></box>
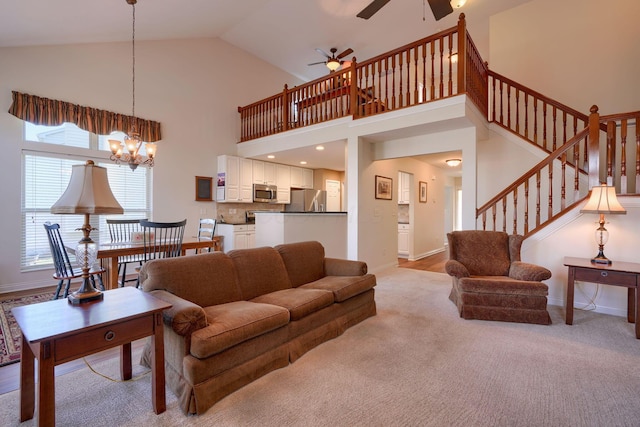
<box><xmin>51</xmin><ymin>160</ymin><xmax>124</xmax><ymax>215</ymax></box>
<box><xmin>580</xmin><ymin>184</ymin><xmax>626</xmax><ymax>215</ymax></box>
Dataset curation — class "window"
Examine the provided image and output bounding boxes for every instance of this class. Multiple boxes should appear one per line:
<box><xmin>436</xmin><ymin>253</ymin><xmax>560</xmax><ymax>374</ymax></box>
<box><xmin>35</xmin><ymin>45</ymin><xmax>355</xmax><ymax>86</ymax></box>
<box><xmin>21</xmin><ymin>123</ymin><xmax>151</xmax><ymax>271</ymax></box>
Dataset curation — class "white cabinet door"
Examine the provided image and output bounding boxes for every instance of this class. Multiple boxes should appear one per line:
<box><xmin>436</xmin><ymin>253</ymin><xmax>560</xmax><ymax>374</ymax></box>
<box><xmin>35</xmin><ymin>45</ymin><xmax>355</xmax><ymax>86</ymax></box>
<box><xmin>252</xmin><ymin>160</ymin><xmax>265</xmax><ymax>184</ymax></box>
<box><xmin>302</xmin><ymin>168</ymin><xmax>313</xmax><ymax>188</ymax></box>
<box><xmin>263</xmin><ymin>162</ymin><xmax>276</xmax><ymax>185</ymax></box>
<box><xmin>290</xmin><ymin>166</ymin><xmax>303</xmax><ymax>188</ymax></box>
<box><xmin>276</xmin><ymin>164</ymin><xmax>291</xmax><ymax>204</ymax></box>
<box><xmin>217</xmin><ymin>155</ymin><xmax>240</xmax><ymax>202</ymax></box>
<box><xmin>398</xmin><ymin>172</ymin><xmax>411</xmax><ymax>204</ymax></box>
<box><xmin>239</xmin><ymin>158</ymin><xmax>253</xmax><ymax>202</ymax></box>
<box><xmin>398</xmin><ymin>224</ymin><xmax>410</xmax><ymax>256</ymax></box>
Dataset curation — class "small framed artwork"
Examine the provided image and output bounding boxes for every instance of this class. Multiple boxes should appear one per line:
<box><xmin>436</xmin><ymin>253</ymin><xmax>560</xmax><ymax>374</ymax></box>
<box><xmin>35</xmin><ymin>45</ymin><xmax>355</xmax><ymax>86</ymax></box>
<box><xmin>375</xmin><ymin>175</ymin><xmax>393</xmax><ymax>200</ymax></box>
<box><xmin>419</xmin><ymin>181</ymin><xmax>428</xmax><ymax>203</ymax></box>
<box><xmin>195</xmin><ymin>176</ymin><xmax>213</xmax><ymax>201</ymax></box>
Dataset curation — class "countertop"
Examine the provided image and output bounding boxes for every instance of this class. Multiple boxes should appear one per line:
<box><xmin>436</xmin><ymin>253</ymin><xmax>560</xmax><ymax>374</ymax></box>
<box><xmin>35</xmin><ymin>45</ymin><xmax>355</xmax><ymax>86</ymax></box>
<box><xmin>257</xmin><ymin>211</ymin><xmax>348</xmax><ymax>214</ymax></box>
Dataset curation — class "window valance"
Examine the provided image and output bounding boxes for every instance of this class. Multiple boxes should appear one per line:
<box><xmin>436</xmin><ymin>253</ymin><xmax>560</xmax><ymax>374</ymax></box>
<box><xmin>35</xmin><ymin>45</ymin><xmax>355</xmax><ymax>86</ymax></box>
<box><xmin>8</xmin><ymin>91</ymin><xmax>162</xmax><ymax>142</ymax></box>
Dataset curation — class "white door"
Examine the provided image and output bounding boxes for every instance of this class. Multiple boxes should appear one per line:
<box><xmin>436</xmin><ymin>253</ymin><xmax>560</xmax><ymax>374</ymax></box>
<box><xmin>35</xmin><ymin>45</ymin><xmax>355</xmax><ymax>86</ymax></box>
<box><xmin>326</xmin><ymin>179</ymin><xmax>341</xmax><ymax>212</ymax></box>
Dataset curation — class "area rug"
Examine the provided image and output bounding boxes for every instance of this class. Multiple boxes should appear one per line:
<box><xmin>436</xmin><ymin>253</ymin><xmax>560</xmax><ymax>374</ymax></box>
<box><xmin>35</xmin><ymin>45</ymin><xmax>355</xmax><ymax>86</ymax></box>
<box><xmin>0</xmin><ymin>293</ymin><xmax>52</xmax><ymax>367</ymax></box>
<box><xmin>2</xmin><ymin>268</ymin><xmax>640</xmax><ymax>426</ymax></box>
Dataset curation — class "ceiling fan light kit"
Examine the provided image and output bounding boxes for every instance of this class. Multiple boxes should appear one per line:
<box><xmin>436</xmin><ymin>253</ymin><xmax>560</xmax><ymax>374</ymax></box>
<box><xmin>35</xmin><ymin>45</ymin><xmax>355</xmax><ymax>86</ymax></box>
<box><xmin>308</xmin><ymin>47</ymin><xmax>354</xmax><ymax>72</ymax></box>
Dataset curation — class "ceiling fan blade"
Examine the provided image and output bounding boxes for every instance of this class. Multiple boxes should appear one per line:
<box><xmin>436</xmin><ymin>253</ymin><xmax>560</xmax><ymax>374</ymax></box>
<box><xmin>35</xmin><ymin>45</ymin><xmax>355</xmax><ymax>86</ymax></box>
<box><xmin>357</xmin><ymin>0</ymin><xmax>390</xmax><ymax>20</ymax></box>
<box><xmin>308</xmin><ymin>61</ymin><xmax>327</xmax><ymax>66</ymax></box>
<box><xmin>336</xmin><ymin>48</ymin><xmax>354</xmax><ymax>60</ymax></box>
<box><xmin>427</xmin><ymin>0</ymin><xmax>453</xmax><ymax>21</ymax></box>
<box><xmin>315</xmin><ymin>48</ymin><xmax>331</xmax><ymax>59</ymax></box>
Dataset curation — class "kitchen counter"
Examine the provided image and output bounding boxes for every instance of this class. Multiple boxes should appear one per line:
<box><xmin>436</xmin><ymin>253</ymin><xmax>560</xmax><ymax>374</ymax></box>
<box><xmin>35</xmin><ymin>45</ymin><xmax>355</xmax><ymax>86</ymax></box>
<box><xmin>254</xmin><ymin>211</ymin><xmax>347</xmax><ymax>258</ymax></box>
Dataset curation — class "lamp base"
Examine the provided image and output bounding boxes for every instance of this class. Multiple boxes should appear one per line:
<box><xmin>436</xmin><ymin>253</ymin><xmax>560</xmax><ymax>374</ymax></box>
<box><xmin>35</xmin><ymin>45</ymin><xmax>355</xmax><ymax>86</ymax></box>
<box><xmin>591</xmin><ymin>247</ymin><xmax>612</xmax><ymax>265</ymax></box>
<box><xmin>67</xmin><ymin>277</ymin><xmax>104</xmax><ymax>305</ymax></box>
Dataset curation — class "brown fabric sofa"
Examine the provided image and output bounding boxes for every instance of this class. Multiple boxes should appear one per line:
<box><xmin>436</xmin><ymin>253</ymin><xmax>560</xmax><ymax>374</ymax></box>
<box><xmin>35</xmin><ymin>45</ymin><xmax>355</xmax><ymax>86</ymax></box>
<box><xmin>138</xmin><ymin>241</ymin><xmax>376</xmax><ymax>415</ymax></box>
<box><xmin>445</xmin><ymin>230</ymin><xmax>552</xmax><ymax>325</ymax></box>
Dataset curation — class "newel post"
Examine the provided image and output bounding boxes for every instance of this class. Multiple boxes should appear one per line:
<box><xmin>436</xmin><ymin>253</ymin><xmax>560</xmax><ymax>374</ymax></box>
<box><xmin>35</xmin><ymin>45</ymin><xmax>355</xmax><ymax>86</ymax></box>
<box><xmin>457</xmin><ymin>13</ymin><xmax>467</xmax><ymax>94</ymax></box>
<box><xmin>587</xmin><ymin>105</ymin><xmax>601</xmax><ymax>189</ymax></box>
<box><xmin>349</xmin><ymin>57</ymin><xmax>359</xmax><ymax>119</ymax></box>
<box><xmin>282</xmin><ymin>84</ymin><xmax>289</xmax><ymax>132</ymax></box>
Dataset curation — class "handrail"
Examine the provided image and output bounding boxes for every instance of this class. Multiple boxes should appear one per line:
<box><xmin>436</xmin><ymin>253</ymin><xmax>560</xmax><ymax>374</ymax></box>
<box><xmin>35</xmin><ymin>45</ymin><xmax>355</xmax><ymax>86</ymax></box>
<box><xmin>477</xmin><ymin>128</ymin><xmax>590</xmax><ymax>236</ymax></box>
<box><xmin>488</xmin><ymin>70</ymin><xmax>592</xmax><ymax>156</ymax></box>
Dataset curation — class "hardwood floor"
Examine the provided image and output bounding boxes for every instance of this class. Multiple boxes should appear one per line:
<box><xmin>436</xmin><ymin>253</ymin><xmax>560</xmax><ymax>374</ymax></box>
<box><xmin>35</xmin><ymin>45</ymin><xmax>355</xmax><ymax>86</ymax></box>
<box><xmin>398</xmin><ymin>250</ymin><xmax>448</xmax><ymax>274</ymax></box>
<box><xmin>0</xmin><ymin>252</ymin><xmax>448</xmax><ymax>396</ymax></box>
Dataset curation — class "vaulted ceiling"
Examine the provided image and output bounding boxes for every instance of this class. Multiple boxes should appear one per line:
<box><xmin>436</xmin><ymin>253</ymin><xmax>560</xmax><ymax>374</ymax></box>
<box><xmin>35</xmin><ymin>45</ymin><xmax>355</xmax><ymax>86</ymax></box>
<box><xmin>1</xmin><ymin>0</ymin><xmax>531</xmax><ymax>82</ymax></box>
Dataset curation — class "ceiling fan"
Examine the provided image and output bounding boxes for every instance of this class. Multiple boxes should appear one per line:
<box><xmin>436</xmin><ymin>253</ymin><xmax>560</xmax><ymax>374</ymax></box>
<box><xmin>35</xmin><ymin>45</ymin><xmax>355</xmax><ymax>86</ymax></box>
<box><xmin>308</xmin><ymin>47</ymin><xmax>354</xmax><ymax>71</ymax></box>
<box><xmin>357</xmin><ymin>0</ymin><xmax>458</xmax><ymax>21</ymax></box>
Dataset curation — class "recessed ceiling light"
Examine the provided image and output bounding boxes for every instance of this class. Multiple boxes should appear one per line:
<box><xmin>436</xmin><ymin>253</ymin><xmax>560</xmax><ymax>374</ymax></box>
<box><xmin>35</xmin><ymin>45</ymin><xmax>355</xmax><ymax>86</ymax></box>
<box><xmin>315</xmin><ymin>145</ymin><xmax>325</xmax><ymax>151</ymax></box>
<box><xmin>300</xmin><ymin>161</ymin><xmax>307</xmax><ymax>165</ymax></box>
<box><xmin>267</xmin><ymin>155</ymin><xmax>275</xmax><ymax>159</ymax></box>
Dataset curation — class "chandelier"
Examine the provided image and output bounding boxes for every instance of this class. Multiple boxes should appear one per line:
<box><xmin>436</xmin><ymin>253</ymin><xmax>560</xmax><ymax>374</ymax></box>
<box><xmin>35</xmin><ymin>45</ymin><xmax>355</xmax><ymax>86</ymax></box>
<box><xmin>109</xmin><ymin>0</ymin><xmax>156</xmax><ymax>171</ymax></box>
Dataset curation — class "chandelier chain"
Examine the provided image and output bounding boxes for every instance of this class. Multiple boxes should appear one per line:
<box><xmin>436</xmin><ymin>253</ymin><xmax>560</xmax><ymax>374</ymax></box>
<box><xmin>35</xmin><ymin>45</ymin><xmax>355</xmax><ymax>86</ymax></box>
<box><xmin>131</xmin><ymin>1</ymin><xmax>136</xmax><ymax>129</ymax></box>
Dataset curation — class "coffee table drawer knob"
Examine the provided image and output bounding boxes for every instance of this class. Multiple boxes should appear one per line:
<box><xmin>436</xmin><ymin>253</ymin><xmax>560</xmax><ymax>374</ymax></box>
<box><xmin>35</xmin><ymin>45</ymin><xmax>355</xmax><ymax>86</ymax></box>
<box><xmin>601</xmin><ymin>272</ymin><xmax>608</xmax><ymax>277</ymax></box>
<box><xmin>105</xmin><ymin>331</ymin><xmax>116</xmax><ymax>341</ymax></box>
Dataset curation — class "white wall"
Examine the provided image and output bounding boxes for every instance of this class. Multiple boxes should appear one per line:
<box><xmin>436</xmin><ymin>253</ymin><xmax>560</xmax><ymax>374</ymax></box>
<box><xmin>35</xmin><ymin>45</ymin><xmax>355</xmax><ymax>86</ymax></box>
<box><xmin>0</xmin><ymin>37</ymin><xmax>301</xmax><ymax>292</ymax></box>
<box><xmin>490</xmin><ymin>0</ymin><xmax>640</xmax><ymax>114</ymax></box>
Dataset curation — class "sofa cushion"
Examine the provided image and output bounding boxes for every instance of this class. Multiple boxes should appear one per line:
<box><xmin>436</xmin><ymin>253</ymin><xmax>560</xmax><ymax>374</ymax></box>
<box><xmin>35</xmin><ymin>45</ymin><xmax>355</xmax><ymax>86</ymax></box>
<box><xmin>300</xmin><ymin>274</ymin><xmax>377</xmax><ymax>302</ymax></box>
<box><xmin>250</xmin><ymin>288</ymin><xmax>334</xmax><ymax>321</ymax></box>
<box><xmin>275</xmin><ymin>241</ymin><xmax>325</xmax><ymax>287</ymax></box>
<box><xmin>458</xmin><ymin>276</ymin><xmax>549</xmax><ymax>296</ymax></box>
<box><xmin>229</xmin><ymin>247</ymin><xmax>293</xmax><ymax>300</ymax></box>
<box><xmin>140</xmin><ymin>252</ymin><xmax>242</xmax><ymax>307</ymax></box>
<box><xmin>447</xmin><ymin>231</ymin><xmax>511</xmax><ymax>276</ymax></box>
<box><xmin>190</xmin><ymin>301</ymin><xmax>290</xmax><ymax>359</ymax></box>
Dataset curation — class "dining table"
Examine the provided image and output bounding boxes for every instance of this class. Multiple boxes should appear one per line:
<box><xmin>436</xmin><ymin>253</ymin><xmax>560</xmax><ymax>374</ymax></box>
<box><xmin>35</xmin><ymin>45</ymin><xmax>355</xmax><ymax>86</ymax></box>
<box><xmin>68</xmin><ymin>236</ymin><xmax>222</xmax><ymax>290</ymax></box>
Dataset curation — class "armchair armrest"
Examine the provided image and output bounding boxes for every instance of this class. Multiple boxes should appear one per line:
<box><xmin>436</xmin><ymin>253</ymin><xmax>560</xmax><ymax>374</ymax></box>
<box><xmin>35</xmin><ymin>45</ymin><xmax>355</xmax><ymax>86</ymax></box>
<box><xmin>509</xmin><ymin>261</ymin><xmax>552</xmax><ymax>282</ymax></box>
<box><xmin>324</xmin><ymin>257</ymin><xmax>368</xmax><ymax>276</ymax></box>
<box><xmin>148</xmin><ymin>290</ymin><xmax>207</xmax><ymax>336</ymax></box>
<box><xmin>445</xmin><ymin>260</ymin><xmax>470</xmax><ymax>278</ymax></box>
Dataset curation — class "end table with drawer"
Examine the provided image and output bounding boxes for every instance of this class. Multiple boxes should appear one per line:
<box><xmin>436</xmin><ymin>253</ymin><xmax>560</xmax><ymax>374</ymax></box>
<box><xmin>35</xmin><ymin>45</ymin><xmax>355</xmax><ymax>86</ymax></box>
<box><xmin>564</xmin><ymin>256</ymin><xmax>640</xmax><ymax>338</ymax></box>
<box><xmin>11</xmin><ymin>287</ymin><xmax>172</xmax><ymax>427</ymax></box>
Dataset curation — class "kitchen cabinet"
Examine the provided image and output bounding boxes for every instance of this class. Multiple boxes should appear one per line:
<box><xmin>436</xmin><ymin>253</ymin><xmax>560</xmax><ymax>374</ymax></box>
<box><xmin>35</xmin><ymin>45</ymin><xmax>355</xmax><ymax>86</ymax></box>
<box><xmin>290</xmin><ymin>166</ymin><xmax>314</xmax><ymax>189</ymax></box>
<box><xmin>252</xmin><ymin>160</ymin><xmax>276</xmax><ymax>185</ymax></box>
<box><xmin>398</xmin><ymin>172</ymin><xmax>411</xmax><ymax>204</ymax></box>
<box><xmin>217</xmin><ymin>223</ymin><xmax>255</xmax><ymax>253</ymax></box>
<box><xmin>276</xmin><ymin>164</ymin><xmax>291</xmax><ymax>204</ymax></box>
<box><xmin>217</xmin><ymin>155</ymin><xmax>253</xmax><ymax>203</ymax></box>
<box><xmin>398</xmin><ymin>223</ymin><xmax>410</xmax><ymax>257</ymax></box>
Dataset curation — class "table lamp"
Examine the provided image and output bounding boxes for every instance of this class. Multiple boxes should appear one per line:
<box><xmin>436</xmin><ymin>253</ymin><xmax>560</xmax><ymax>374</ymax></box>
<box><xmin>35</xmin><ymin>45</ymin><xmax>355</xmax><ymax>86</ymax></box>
<box><xmin>580</xmin><ymin>183</ymin><xmax>626</xmax><ymax>265</ymax></box>
<box><xmin>51</xmin><ymin>160</ymin><xmax>124</xmax><ymax>304</ymax></box>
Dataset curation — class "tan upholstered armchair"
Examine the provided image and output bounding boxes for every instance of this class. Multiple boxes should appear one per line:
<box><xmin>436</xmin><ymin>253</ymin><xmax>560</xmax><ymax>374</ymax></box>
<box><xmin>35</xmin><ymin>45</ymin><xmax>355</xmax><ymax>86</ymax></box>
<box><xmin>445</xmin><ymin>230</ymin><xmax>552</xmax><ymax>325</ymax></box>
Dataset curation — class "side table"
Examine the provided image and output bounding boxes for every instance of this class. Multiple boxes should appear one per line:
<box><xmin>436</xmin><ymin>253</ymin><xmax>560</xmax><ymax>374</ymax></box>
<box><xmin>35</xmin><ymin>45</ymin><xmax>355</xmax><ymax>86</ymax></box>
<box><xmin>564</xmin><ymin>256</ymin><xmax>640</xmax><ymax>339</ymax></box>
<box><xmin>12</xmin><ymin>287</ymin><xmax>172</xmax><ymax>427</ymax></box>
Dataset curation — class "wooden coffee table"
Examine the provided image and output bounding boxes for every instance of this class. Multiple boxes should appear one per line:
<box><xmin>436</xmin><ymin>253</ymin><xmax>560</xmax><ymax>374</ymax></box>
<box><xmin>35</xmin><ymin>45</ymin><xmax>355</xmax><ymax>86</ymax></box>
<box><xmin>12</xmin><ymin>287</ymin><xmax>171</xmax><ymax>427</ymax></box>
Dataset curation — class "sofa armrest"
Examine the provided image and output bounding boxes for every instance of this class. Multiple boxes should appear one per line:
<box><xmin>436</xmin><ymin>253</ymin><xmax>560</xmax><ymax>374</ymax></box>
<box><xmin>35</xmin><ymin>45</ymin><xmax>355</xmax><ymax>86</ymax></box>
<box><xmin>324</xmin><ymin>257</ymin><xmax>368</xmax><ymax>276</ymax></box>
<box><xmin>445</xmin><ymin>260</ymin><xmax>470</xmax><ymax>278</ymax></box>
<box><xmin>148</xmin><ymin>290</ymin><xmax>208</xmax><ymax>336</ymax></box>
<box><xmin>509</xmin><ymin>261</ymin><xmax>552</xmax><ymax>282</ymax></box>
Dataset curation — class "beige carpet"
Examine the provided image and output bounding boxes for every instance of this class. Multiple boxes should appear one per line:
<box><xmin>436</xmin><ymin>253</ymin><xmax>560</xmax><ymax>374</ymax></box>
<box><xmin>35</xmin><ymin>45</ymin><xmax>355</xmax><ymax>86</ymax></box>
<box><xmin>2</xmin><ymin>268</ymin><xmax>640</xmax><ymax>426</ymax></box>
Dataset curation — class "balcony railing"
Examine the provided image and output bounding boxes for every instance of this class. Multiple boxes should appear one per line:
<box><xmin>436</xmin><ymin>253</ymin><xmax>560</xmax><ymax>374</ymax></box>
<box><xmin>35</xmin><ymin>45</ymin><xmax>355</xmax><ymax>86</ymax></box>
<box><xmin>238</xmin><ymin>14</ymin><xmax>486</xmax><ymax>142</ymax></box>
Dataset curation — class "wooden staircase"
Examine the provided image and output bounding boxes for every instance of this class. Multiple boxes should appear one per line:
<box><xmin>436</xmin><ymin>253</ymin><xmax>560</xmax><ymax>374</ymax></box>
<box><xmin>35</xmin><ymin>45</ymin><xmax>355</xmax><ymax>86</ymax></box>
<box><xmin>480</xmin><ymin>71</ymin><xmax>639</xmax><ymax>237</ymax></box>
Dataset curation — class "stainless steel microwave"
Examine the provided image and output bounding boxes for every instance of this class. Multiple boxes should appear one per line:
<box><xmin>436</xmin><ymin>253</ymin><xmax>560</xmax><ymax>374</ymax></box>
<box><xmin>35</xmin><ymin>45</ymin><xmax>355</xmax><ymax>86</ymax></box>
<box><xmin>253</xmin><ymin>183</ymin><xmax>278</xmax><ymax>203</ymax></box>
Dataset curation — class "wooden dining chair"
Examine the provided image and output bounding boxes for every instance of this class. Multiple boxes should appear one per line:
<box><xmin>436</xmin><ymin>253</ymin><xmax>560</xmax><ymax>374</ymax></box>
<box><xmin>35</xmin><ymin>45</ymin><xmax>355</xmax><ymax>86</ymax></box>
<box><xmin>106</xmin><ymin>218</ymin><xmax>146</xmax><ymax>287</ymax></box>
<box><xmin>196</xmin><ymin>218</ymin><xmax>217</xmax><ymax>253</ymax></box>
<box><xmin>43</xmin><ymin>222</ymin><xmax>106</xmax><ymax>300</ymax></box>
<box><xmin>136</xmin><ymin>219</ymin><xmax>187</xmax><ymax>287</ymax></box>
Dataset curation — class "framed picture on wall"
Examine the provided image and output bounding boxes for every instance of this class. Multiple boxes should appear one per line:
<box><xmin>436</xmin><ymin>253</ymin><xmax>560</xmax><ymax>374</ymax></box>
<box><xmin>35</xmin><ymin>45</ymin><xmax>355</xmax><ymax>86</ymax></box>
<box><xmin>419</xmin><ymin>181</ymin><xmax>428</xmax><ymax>203</ymax></box>
<box><xmin>195</xmin><ymin>176</ymin><xmax>213</xmax><ymax>201</ymax></box>
<box><xmin>375</xmin><ymin>175</ymin><xmax>393</xmax><ymax>200</ymax></box>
